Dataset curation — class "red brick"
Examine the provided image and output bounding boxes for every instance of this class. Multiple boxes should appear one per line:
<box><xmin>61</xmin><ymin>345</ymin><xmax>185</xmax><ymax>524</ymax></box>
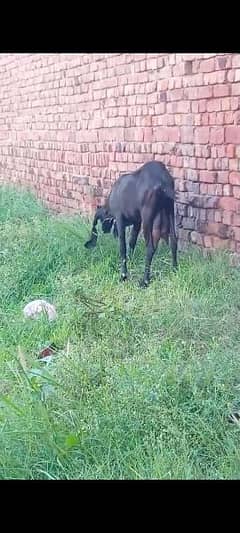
<box><xmin>146</xmin><ymin>58</ymin><xmax>157</xmax><ymax>70</ymax></box>
<box><xmin>230</xmin><ymin>97</ymin><xmax>239</xmax><ymax>111</ymax></box>
<box><xmin>218</xmin><ymin>196</ymin><xmax>240</xmax><ymax>212</ymax></box>
<box><xmin>204</xmin><ymin>72</ymin><xmax>218</xmax><ymax>85</ymax></box>
<box><xmin>233</xmin><ymin>214</ymin><xmax>240</xmax><ymax>226</ymax></box>
<box><xmin>196</xmin><ymin>145</ymin><xmax>211</xmax><ymax>158</ymax></box>
<box><xmin>215</xmin><ymin>211</ymin><xmax>222</xmax><ymax>223</ymax></box>
<box><xmin>233</xmin><ymin>186</ymin><xmax>240</xmax><ymax>199</ymax></box>
<box><xmin>227</xmin><ymin>70</ymin><xmax>235</xmax><ymax>83</ymax></box>
<box><xmin>181</xmin><ymin>127</ymin><xmax>194</xmax><ymax>143</ymax></box>
<box><xmin>198</xmin><ymin>86</ymin><xmax>213</xmax><ymax>99</ymax></box>
<box><xmin>229</xmin><ymin>159</ymin><xmax>238</xmax><ymax>171</ymax></box>
<box><xmin>225</xmin><ymin>111</ymin><xmax>234</xmax><ymax>124</ymax></box>
<box><xmin>141</xmin><ymin>116</ymin><xmax>152</xmax><ymax>127</ymax></box>
<box><xmin>232</xmin><ymin>55</ymin><xmax>240</xmax><ymax>68</ymax></box>
<box><xmin>216</xmin><ymin>145</ymin><xmax>225</xmax><ymax>158</ymax></box>
<box><xmin>200</xmin><ymin>183</ymin><xmax>208</xmax><ymax>194</ymax></box>
<box><xmin>223</xmin><ymin>211</ymin><xmax>233</xmax><ymax>225</ymax></box>
<box><xmin>147</xmin><ymin>93</ymin><xmax>158</xmax><ymax>104</ymax></box>
<box><xmin>216</xmin><ymin>71</ymin><xmax>227</xmax><ymax>83</ymax></box>
<box><xmin>154</xmin><ymin>103</ymin><xmax>166</xmax><ymax>114</ymax></box>
<box><xmin>217</xmin><ymin>171</ymin><xmax>229</xmax><ymax>184</ymax></box>
<box><xmin>229</xmin><ymin>172</ymin><xmax>240</xmax><ymax>185</ymax></box>
<box><xmin>157</xmin><ymin>57</ymin><xmax>164</xmax><ymax>69</ymax></box>
<box><xmin>234</xmin><ymin>111</ymin><xmax>240</xmax><ymax>125</ymax></box>
<box><xmin>168</xmin><ymin>127</ymin><xmax>180</xmax><ymax>142</ymax></box>
<box><xmin>209</xmin><ymin>113</ymin><xmax>217</xmax><ymax>125</ymax></box>
<box><xmin>194</xmin><ymin>127</ymin><xmax>210</xmax><ymax>144</ymax></box>
<box><xmin>204</xmin><ymin>222</ymin><xmax>229</xmax><ymax>238</ymax></box>
<box><xmin>158</xmin><ymin>66</ymin><xmax>172</xmax><ymax>80</ymax></box>
<box><xmin>201</xmin><ymin>113</ymin><xmax>209</xmax><ymax>125</ymax></box>
<box><xmin>233</xmin><ymin>227</ymin><xmax>240</xmax><ymax>241</ymax></box>
<box><xmin>216</xmin><ymin>107</ymin><xmax>225</xmax><ymax>122</ymax></box>
<box><xmin>232</xmin><ymin>83</ymin><xmax>240</xmax><ymax>95</ymax></box>
<box><xmin>204</xmin><ymin>235</ymin><xmax>213</xmax><ymax>248</ymax></box>
<box><xmin>153</xmin><ymin>127</ymin><xmax>180</xmax><ymax>142</ymax></box>
<box><xmin>211</xmin><ymin>236</ymin><xmax>230</xmax><ymax>249</ymax></box>
<box><xmin>225</xmin><ymin>127</ymin><xmax>240</xmax><ymax>143</ymax></box>
<box><xmin>168</xmin><ymin>78</ymin><xmax>174</xmax><ymax>94</ymax></box>
<box><xmin>177</xmin><ymin>101</ymin><xmax>191</xmax><ymax>113</ymax></box>
<box><xmin>208</xmin><ymin>184</ymin><xmax>223</xmax><ymax>196</ymax></box>
<box><xmin>213</xmin><ymin>84</ymin><xmax>230</xmax><ymax>98</ymax></box>
<box><xmin>216</xmin><ymin>56</ymin><xmax>231</xmax><ymax>70</ymax></box>
<box><xmin>210</xmin><ymin>127</ymin><xmax>224</xmax><ymax>144</ymax></box>
<box><xmin>143</xmin><ymin>128</ymin><xmax>153</xmax><ymax>142</ymax></box>
<box><xmin>136</xmin><ymin>72</ymin><xmax>148</xmax><ymax>84</ymax></box>
<box><xmin>166</xmin><ymin>102</ymin><xmax>175</xmax><ymax>114</ymax></box>
<box><xmin>199</xmin><ymin>171</ymin><xmax>217</xmax><ymax>183</ymax></box>
<box><xmin>207</xmin><ymin>99</ymin><xmax>221</xmax><ymax>112</ymax></box>
<box><xmin>199</xmin><ymin>100</ymin><xmax>207</xmax><ymax>112</ymax></box>
<box><xmin>191</xmin><ymin>101</ymin><xmax>199</xmax><ymax>113</ymax></box>
<box><xmin>199</xmin><ymin>58</ymin><xmax>215</xmax><ymax>72</ymax></box>
<box><xmin>172</xmin><ymin>64</ymin><xmax>184</xmax><ymax>77</ymax></box>
<box><xmin>221</xmin><ymin>97</ymin><xmax>231</xmax><ymax>111</ymax></box>
<box><xmin>184</xmin><ymin>60</ymin><xmax>193</xmax><ymax>75</ymax></box>
<box><xmin>169</xmin><ymin>88</ymin><xmax>184</xmax><ymax>101</ymax></box>
<box><xmin>197</xmin><ymin>158</ymin><xmax>207</xmax><ymax>170</ymax></box>
<box><xmin>177</xmin><ymin>179</ymin><xmax>187</xmax><ymax>192</ymax></box>
<box><xmin>157</xmin><ymin>79</ymin><xmax>168</xmax><ymax>91</ymax></box>
<box><xmin>223</xmin><ymin>184</ymin><xmax>232</xmax><ymax>196</ymax></box>
<box><xmin>195</xmin><ymin>115</ymin><xmax>201</xmax><ymax>126</ymax></box>
<box><xmin>226</xmin><ymin>144</ymin><xmax>235</xmax><ymax>158</ymax></box>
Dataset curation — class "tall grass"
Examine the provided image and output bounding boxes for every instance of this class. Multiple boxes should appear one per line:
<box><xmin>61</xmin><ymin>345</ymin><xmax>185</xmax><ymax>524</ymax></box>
<box><xmin>1</xmin><ymin>185</ymin><xmax>240</xmax><ymax>479</ymax></box>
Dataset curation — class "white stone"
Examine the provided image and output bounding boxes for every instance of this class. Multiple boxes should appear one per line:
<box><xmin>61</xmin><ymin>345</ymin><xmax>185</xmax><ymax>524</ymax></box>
<box><xmin>23</xmin><ymin>299</ymin><xmax>57</xmax><ymax>321</ymax></box>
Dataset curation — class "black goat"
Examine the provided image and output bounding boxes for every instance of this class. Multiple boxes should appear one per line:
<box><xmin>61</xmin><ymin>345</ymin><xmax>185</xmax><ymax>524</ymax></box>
<box><xmin>84</xmin><ymin>160</ymin><xmax>178</xmax><ymax>287</ymax></box>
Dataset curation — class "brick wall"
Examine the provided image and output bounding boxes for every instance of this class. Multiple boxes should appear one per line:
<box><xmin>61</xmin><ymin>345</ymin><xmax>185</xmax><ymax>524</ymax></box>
<box><xmin>0</xmin><ymin>52</ymin><xmax>240</xmax><ymax>252</ymax></box>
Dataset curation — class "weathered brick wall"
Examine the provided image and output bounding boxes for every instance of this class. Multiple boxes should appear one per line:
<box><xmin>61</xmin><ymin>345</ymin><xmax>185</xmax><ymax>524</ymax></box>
<box><xmin>0</xmin><ymin>53</ymin><xmax>240</xmax><ymax>252</ymax></box>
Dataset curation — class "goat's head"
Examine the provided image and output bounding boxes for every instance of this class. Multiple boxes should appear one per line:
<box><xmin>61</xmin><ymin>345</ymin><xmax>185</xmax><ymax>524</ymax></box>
<box><xmin>84</xmin><ymin>205</ymin><xmax>114</xmax><ymax>249</ymax></box>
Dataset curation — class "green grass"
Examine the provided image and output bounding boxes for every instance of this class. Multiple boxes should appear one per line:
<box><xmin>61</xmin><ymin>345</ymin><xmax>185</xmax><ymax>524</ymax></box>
<box><xmin>1</xmin><ymin>184</ymin><xmax>240</xmax><ymax>479</ymax></box>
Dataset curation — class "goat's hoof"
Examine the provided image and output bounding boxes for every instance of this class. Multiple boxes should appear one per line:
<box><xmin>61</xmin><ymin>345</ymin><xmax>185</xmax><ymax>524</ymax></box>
<box><xmin>139</xmin><ymin>279</ymin><xmax>149</xmax><ymax>289</ymax></box>
<box><xmin>120</xmin><ymin>274</ymin><xmax>127</xmax><ymax>282</ymax></box>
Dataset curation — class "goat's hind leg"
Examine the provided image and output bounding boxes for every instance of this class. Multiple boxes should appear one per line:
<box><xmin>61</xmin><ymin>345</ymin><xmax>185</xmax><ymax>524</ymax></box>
<box><xmin>128</xmin><ymin>220</ymin><xmax>141</xmax><ymax>259</ymax></box>
<box><xmin>140</xmin><ymin>212</ymin><xmax>161</xmax><ymax>288</ymax></box>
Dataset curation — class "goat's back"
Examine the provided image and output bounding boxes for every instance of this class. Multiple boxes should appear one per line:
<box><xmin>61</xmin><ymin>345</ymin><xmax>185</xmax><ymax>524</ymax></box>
<box><xmin>109</xmin><ymin>160</ymin><xmax>174</xmax><ymax>218</ymax></box>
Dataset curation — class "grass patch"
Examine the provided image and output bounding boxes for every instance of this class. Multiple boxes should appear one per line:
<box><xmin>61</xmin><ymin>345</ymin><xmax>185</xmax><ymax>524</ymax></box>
<box><xmin>1</xmin><ymin>184</ymin><xmax>240</xmax><ymax>479</ymax></box>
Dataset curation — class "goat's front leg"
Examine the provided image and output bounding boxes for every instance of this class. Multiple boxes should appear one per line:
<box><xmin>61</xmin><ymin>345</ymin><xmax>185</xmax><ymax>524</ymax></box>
<box><xmin>116</xmin><ymin>216</ymin><xmax>128</xmax><ymax>282</ymax></box>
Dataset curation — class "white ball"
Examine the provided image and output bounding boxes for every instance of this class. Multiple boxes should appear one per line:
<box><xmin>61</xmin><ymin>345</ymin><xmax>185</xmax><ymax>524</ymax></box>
<box><xmin>23</xmin><ymin>299</ymin><xmax>57</xmax><ymax>321</ymax></box>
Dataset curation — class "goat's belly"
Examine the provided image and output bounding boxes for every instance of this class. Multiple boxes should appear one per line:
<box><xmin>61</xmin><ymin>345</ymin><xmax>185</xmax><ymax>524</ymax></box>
<box><xmin>123</xmin><ymin>213</ymin><xmax>141</xmax><ymax>226</ymax></box>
